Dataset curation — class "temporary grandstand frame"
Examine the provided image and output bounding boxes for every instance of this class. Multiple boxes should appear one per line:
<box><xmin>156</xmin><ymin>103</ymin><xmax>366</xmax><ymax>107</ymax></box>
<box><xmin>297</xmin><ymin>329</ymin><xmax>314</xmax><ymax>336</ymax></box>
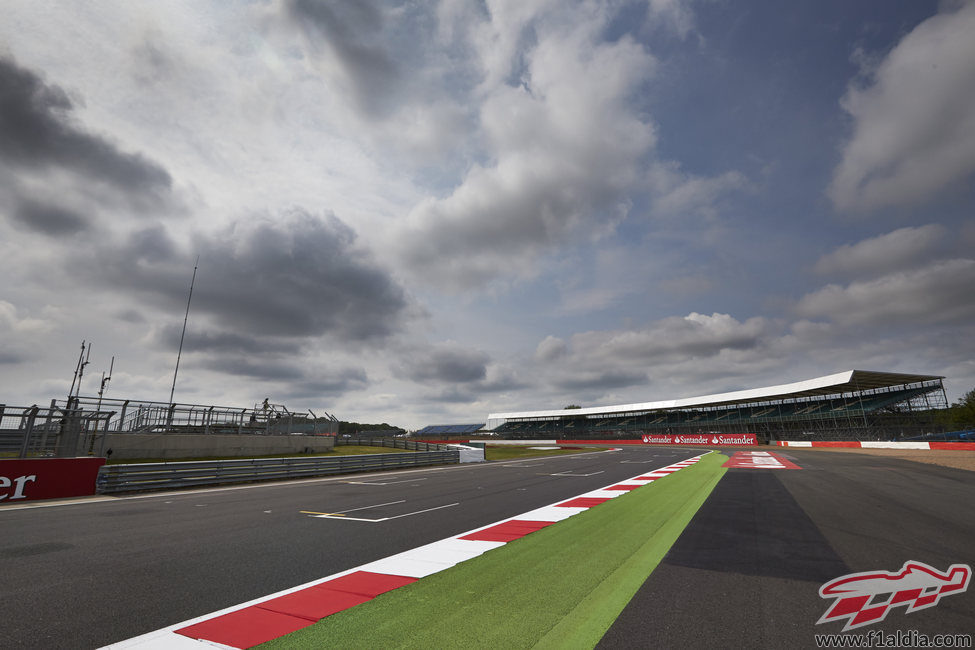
<box><xmin>485</xmin><ymin>370</ymin><xmax>947</xmax><ymax>442</ymax></box>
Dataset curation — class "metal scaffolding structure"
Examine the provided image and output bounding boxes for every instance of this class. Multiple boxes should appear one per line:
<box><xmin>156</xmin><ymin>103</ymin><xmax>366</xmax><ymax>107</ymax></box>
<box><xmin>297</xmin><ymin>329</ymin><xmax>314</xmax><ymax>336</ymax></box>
<box><xmin>55</xmin><ymin>396</ymin><xmax>339</xmax><ymax>437</ymax></box>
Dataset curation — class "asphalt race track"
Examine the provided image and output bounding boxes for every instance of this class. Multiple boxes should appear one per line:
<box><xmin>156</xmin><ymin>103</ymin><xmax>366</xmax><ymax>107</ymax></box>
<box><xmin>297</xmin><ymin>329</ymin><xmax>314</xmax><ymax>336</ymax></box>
<box><xmin>600</xmin><ymin>448</ymin><xmax>975</xmax><ymax>648</ymax></box>
<box><xmin>0</xmin><ymin>447</ymin><xmax>695</xmax><ymax>649</ymax></box>
<box><xmin>2</xmin><ymin>446</ymin><xmax>973</xmax><ymax>649</ymax></box>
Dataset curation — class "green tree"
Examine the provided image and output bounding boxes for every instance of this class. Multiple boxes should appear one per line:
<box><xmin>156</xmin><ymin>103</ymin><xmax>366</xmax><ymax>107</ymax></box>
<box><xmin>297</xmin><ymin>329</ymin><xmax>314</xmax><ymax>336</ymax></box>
<box><xmin>948</xmin><ymin>388</ymin><xmax>975</xmax><ymax>429</ymax></box>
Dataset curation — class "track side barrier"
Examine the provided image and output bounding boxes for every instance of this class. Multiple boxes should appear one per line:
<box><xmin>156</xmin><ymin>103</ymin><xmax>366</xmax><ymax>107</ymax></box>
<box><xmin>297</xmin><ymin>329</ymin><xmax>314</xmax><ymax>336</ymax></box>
<box><xmin>566</xmin><ymin>434</ymin><xmax>758</xmax><ymax>446</ymax></box>
<box><xmin>0</xmin><ymin>457</ymin><xmax>106</xmax><ymax>502</ymax></box>
<box><xmin>419</xmin><ymin>437</ymin><xmax>759</xmax><ymax>446</ymax></box>
<box><xmin>776</xmin><ymin>441</ymin><xmax>975</xmax><ymax>451</ymax></box>
<box><xmin>96</xmin><ymin>451</ymin><xmax>460</xmax><ymax>494</ymax></box>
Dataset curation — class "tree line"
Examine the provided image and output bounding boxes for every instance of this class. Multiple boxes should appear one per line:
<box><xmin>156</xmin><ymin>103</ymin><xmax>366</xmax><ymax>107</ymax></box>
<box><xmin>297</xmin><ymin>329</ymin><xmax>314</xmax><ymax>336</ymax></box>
<box><xmin>941</xmin><ymin>387</ymin><xmax>975</xmax><ymax>430</ymax></box>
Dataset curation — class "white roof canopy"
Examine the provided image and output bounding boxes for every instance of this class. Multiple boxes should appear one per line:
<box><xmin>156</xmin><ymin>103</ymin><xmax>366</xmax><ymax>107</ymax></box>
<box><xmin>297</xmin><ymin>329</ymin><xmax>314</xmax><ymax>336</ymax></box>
<box><xmin>486</xmin><ymin>370</ymin><xmax>943</xmax><ymax>424</ymax></box>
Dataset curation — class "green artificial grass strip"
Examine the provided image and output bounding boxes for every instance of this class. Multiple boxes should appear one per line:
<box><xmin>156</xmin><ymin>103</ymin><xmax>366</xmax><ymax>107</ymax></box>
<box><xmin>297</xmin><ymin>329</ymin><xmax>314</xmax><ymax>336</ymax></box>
<box><xmin>532</xmin><ymin>457</ymin><xmax>726</xmax><ymax>649</ymax></box>
<box><xmin>260</xmin><ymin>452</ymin><xmax>728</xmax><ymax>650</ymax></box>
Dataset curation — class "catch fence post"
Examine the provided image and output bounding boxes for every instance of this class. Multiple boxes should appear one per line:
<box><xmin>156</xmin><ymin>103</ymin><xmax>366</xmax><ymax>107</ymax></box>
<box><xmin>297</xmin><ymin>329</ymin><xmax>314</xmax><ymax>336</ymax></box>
<box><xmin>18</xmin><ymin>405</ymin><xmax>39</xmax><ymax>458</ymax></box>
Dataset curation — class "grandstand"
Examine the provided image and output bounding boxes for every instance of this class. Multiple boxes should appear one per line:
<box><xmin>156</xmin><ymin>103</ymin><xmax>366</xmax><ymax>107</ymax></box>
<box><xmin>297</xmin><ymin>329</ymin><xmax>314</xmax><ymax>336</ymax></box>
<box><xmin>485</xmin><ymin>370</ymin><xmax>947</xmax><ymax>443</ymax></box>
<box><xmin>414</xmin><ymin>423</ymin><xmax>486</xmax><ymax>438</ymax></box>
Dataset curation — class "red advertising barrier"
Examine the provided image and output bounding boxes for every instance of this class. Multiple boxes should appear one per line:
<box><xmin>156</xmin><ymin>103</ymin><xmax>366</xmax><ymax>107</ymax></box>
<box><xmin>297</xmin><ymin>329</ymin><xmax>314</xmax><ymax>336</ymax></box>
<box><xmin>559</xmin><ymin>440</ymin><xmax>644</xmax><ymax>445</ymax></box>
<box><xmin>562</xmin><ymin>434</ymin><xmax>757</xmax><ymax>446</ymax></box>
<box><xmin>776</xmin><ymin>441</ymin><xmax>975</xmax><ymax>451</ymax></box>
<box><xmin>0</xmin><ymin>457</ymin><xmax>106</xmax><ymax>503</ymax></box>
<box><xmin>640</xmin><ymin>433</ymin><xmax>757</xmax><ymax>446</ymax></box>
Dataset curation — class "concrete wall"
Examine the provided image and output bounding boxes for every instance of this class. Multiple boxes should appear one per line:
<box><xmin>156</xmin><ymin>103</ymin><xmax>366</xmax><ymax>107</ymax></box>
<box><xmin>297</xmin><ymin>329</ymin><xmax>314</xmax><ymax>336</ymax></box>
<box><xmin>103</xmin><ymin>433</ymin><xmax>336</xmax><ymax>460</ymax></box>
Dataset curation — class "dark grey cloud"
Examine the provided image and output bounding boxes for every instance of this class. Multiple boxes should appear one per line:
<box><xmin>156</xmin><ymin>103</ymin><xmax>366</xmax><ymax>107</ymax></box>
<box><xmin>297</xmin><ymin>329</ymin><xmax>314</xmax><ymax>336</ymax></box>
<box><xmin>0</xmin><ymin>350</ymin><xmax>26</xmax><ymax>365</ymax></box>
<box><xmin>126</xmin><ymin>224</ymin><xmax>179</xmax><ymax>262</ymax></box>
<box><xmin>115</xmin><ymin>309</ymin><xmax>146</xmax><ymax>324</ymax></box>
<box><xmin>476</xmin><ymin>371</ymin><xmax>529</xmax><ymax>394</ymax></box>
<box><xmin>424</xmin><ymin>387</ymin><xmax>478</xmax><ymax>404</ymax></box>
<box><xmin>286</xmin><ymin>368</ymin><xmax>369</xmax><ymax>399</ymax></box>
<box><xmin>193</xmin><ymin>211</ymin><xmax>410</xmax><ymax>340</ymax></box>
<box><xmin>153</xmin><ymin>325</ymin><xmax>303</xmax><ymax>355</ymax></box>
<box><xmin>205</xmin><ymin>357</ymin><xmax>305</xmax><ymax>381</ymax></box>
<box><xmin>10</xmin><ymin>198</ymin><xmax>88</xmax><ymax>234</ymax></box>
<box><xmin>553</xmin><ymin>369</ymin><xmax>649</xmax><ymax>392</ymax></box>
<box><xmin>85</xmin><ymin>208</ymin><xmax>412</xmax><ymax>343</ymax></box>
<box><xmin>0</xmin><ymin>55</ymin><xmax>173</xmax><ymax>207</ymax></box>
<box><xmin>286</xmin><ymin>0</ymin><xmax>400</xmax><ymax>119</ymax></box>
<box><xmin>394</xmin><ymin>343</ymin><xmax>490</xmax><ymax>384</ymax></box>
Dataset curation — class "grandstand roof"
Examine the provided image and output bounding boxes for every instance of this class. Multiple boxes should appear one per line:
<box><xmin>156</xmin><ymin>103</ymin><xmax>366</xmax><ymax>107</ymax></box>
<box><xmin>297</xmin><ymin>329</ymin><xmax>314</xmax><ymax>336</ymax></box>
<box><xmin>486</xmin><ymin>370</ymin><xmax>943</xmax><ymax>424</ymax></box>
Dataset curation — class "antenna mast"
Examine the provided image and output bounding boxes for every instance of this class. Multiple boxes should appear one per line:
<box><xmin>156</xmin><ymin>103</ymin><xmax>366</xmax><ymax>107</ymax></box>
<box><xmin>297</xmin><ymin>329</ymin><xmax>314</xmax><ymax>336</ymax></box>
<box><xmin>71</xmin><ymin>341</ymin><xmax>92</xmax><ymax>403</ymax></box>
<box><xmin>68</xmin><ymin>340</ymin><xmax>87</xmax><ymax>402</ymax></box>
<box><xmin>169</xmin><ymin>256</ymin><xmax>199</xmax><ymax>407</ymax></box>
<box><xmin>97</xmin><ymin>356</ymin><xmax>115</xmax><ymax>411</ymax></box>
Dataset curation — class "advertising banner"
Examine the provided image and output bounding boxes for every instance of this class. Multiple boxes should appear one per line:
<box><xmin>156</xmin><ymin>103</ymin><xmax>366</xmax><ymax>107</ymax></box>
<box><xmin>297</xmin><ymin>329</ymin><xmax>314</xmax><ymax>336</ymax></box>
<box><xmin>0</xmin><ymin>457</ymin><xmax>106</xmax><ymax>503</ymax></box>
<box><xmin>641</xmin><ymin>433</ymin><xmax>757</xmax><ymax>446</ymax></box>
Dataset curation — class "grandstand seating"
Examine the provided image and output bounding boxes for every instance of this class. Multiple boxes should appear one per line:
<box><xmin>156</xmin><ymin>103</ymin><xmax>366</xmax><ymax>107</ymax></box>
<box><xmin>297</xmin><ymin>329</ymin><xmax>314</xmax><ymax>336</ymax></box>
<box><xmin>415</xmin><ymin>423</ymin><xmax>485</xmax><ymax>436</ymax></box>
<box><xmin>492</xmin><ymin>384</ymin><xmax>942</xmax><ymax>442</ymax></box>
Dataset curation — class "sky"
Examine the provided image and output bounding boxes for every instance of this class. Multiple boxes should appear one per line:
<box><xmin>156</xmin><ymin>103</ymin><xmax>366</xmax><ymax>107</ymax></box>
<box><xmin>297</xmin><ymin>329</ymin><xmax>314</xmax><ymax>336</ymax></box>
<box><xmin>1</xmin><ymin>0</ymin><xmax>974</xmax><ymax>429</ymax></box>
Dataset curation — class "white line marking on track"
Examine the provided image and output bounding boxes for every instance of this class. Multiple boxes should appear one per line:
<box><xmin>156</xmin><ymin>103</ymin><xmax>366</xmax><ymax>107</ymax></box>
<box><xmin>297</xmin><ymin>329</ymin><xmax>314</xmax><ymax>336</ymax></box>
<box><xmin>547</xmin><ymin>470</ymin><xmax>605</xmax><ymax>477</ymax></box>
<box><xmin>310</xmin><ymin>502</ymin><xmax>460</xmax><ymax>523</ymax></box>
<box><xmin>345</xmin><ymin>478</ymin><xmax>428</xmax><ymax>485</ymax></box>
<box><xmin>329</xmin><ymin>499</ymin><xmax>406</xmax><ymax>514</ymax></box>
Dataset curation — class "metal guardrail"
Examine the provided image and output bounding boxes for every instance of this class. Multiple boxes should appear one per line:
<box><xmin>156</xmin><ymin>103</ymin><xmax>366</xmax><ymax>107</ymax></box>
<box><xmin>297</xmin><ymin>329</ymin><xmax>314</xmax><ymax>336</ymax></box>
<box><xmin>96</xmin><ymin>450</ymin><xmax>460</xmax><ymax>494</ymax></box>
<box><xmin>336</xmin><ymin>437</ymin><xmax>446</xmax><ymax>451</ymax></box>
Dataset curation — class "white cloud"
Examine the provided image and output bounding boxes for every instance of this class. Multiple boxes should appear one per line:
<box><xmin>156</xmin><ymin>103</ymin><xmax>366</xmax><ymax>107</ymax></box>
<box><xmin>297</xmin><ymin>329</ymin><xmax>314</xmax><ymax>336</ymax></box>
<box><xmin>533</xmin><ymin>312</ymin><xmax>773</xmax><ymax>394</ymax></box>
<box><xmin>646</xmin><ymin>0</ymin><xmax>696</xmax><ymax>40</ymax></box>
<box><xmin>813</xmin><ymin>224</ymin><xmax>945</xmax><ymax>279</ymax></box>
<box><xmin>534</xmin><ymin>335</ymin><xmax>567</xmax><ymax>362</ymax></box>
<box><xmin>797</xmin><ymin>258</ymin><xmax>975</xmax><ymax>326</ymax></box>
<box><xmin>647</xmin><ymin>161</ymin><xmax>750</xmax><ymax>218</ymax></box>
<box><xmin>0</xmin><ymin>301</ymin><xmax>52</xmax><ymax>336</ymax></box>
<box><xmin>2</xmin><ymin>1</ymin><xmax>974</xmax><ymax>428</ymax></box>
<box><xmin>391</xmin><ymin>3</ymin><xmax>658</xmax><ymax>290</ymax></box>
<box><xmin>829</xmin><ymin>2</ymin><xmax>975</xmax><ymax>211</ymax></box>
<box><xmin>0</xmin><ymin>301</ymin><xmax>56</xmax><ymax>365</ymax></box>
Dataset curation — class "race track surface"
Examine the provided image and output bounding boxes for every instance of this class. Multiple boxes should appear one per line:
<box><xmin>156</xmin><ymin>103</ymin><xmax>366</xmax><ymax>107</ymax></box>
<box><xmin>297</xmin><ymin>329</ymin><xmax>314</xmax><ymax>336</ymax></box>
<box><xmin>3</xmin><ymin>446</ymin><xmax>972</xmax><ymax>649</ymax></box>
<box><xmin>600</xmin><ymin>448</ymin><xmax>975</xmax><ymax>649</ymax></box>
<box><xmin>0</xmin><ymin>447</ymin><xmax>695</xmax><ymax>649</ymax></box>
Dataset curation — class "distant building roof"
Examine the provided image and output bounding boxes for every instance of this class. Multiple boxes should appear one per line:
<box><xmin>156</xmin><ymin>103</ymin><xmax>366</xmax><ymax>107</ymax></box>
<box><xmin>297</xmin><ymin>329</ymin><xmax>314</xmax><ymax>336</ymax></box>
<box><xmin>486</xmin><ymin>370</ymin><xmax>943</xmax><ymax>425</ymax></box>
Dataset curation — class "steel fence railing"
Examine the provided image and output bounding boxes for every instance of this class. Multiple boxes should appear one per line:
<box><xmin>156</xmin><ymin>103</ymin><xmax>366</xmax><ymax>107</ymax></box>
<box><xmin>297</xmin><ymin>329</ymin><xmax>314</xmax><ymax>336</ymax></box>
<box><xmin>0</xmin><ymin>404</ymin><xmax>115</xmax><ymax>458</ymax></box>
<box><xmin>53</xmin><ymin>396</ymin><xmax>339</xmax><ymax>436</ymax></box>
<box><xmin>96</xmin><ymin>450</ymin><xmax>459</xmax><ymax>493</ymax></box>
